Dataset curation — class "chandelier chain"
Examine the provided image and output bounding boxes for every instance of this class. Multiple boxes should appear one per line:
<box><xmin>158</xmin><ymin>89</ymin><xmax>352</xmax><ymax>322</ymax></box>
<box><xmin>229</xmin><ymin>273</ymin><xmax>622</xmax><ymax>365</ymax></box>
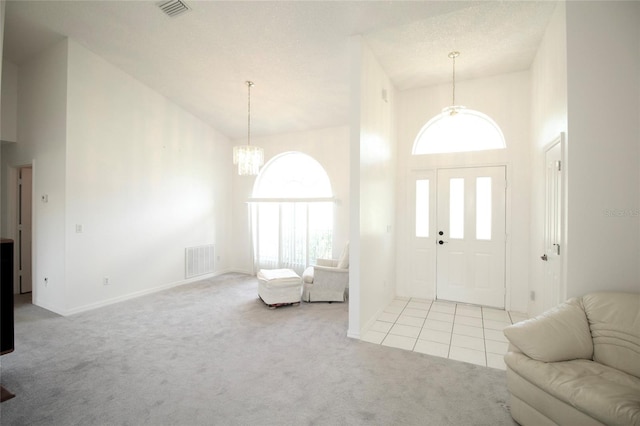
<box><xmin>246</xmin><ymin>81</ymin><xmax>254</xmax><ymax>146</ymax></box>
<box><xmin>449</xmin><ymin>51</ymin><xmax>459</xmax><ymax>106</ymax></box>
<box><xmin>452</xmin><ymin>54</ymin><xmax>456</xmax><ymax>105</ymax></box>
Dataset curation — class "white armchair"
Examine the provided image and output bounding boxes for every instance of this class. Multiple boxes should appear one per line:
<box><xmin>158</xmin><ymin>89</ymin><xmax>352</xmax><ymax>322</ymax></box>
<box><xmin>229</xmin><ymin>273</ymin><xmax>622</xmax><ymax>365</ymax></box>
<box><xmin>301</xmin><ymin>243</ymin><xmax>349</xmax><ymax>303</ymax></box>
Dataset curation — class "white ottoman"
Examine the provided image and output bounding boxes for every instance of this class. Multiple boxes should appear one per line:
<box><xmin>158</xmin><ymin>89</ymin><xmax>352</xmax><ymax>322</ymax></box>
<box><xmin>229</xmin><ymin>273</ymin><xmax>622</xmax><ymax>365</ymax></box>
<box><xmin>257</xmin><ymin>269</ymin><xmax>302</xmax><ymax>308</ymax></box>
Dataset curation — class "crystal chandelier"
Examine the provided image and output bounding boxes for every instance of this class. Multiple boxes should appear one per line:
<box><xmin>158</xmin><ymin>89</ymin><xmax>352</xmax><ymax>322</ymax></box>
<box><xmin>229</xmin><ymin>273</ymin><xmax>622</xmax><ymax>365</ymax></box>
<box><xmin>412</xmin><ymin>51</ymin><xmax>506</xmax><ymax>155</ymax></box>
<box><xmin>233</xmin><ymin>81</ymin><xmax>264</xmax><ymax>175</ymax></box>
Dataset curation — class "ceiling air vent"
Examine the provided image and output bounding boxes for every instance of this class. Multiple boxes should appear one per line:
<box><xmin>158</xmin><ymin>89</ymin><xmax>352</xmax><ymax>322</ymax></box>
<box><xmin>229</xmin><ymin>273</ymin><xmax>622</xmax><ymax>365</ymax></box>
<box><xmin>158</xmin><ymin>0</ymin><xmax>191</xmax><ymax>18</ymax></box>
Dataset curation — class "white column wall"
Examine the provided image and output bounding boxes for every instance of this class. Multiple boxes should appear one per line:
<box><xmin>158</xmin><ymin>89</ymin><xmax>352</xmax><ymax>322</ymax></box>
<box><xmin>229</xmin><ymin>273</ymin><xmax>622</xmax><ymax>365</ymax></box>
<box><xmin>1</xmin><ymin>60</ymin><xmax>17</xmax><ymax>143</ymax></box>
<box><xmin>565</xmin><ymin>1</ymin><xmax>640</xmax><ymax>297</ymax></box>
<box><xmin>230</xmin><ymin>126</ymin><xmax>350</xmax><ymax>274</ymax></box>
<box><xmin>395</xmin><ymin>71</ymin><xmax>532</xmax><ymax>312</ymax></box>
<box><xmin>529</xmin><ymin>3</ymin><xmax>568</xmax><ymax>315</ymax></box>
<box><xmin>1</xmin><ymin>39</ymin><xmax>69</xmax><ymax>313</ymax></box>
<box><xmin>353</xmin><ymin>40</ymin><xmax>397</xmax><ymax>336</ymax></box>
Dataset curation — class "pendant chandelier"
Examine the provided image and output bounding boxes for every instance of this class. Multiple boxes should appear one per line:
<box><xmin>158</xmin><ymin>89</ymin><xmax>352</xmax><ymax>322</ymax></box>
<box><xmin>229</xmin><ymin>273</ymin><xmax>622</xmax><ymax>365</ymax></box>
<box><xmin>233</xmin><ymin>81</ymin><xmax>264</xmax><ymax>176</ymax></box>
<box><xmin>412</xmin><ymin>51</ymin><xmax>506</xmax><ymax>155</ymax></box>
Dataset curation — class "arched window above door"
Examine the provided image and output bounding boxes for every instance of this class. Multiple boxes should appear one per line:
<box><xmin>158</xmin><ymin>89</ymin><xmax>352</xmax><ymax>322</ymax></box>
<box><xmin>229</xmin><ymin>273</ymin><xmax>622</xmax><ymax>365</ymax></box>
<box><xmin>412</xmin><ymin>106</ymin><xmax>506</xmax><ymax>155</ymax></box>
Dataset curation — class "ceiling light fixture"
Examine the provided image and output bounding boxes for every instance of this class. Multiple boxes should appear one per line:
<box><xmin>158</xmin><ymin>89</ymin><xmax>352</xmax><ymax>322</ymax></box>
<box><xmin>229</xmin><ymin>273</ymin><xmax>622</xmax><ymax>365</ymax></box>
<box><xmin>412</xmin><ymin>51</ymin><xmax>506</xmax><ymax>155</ymax></box>
<box><xmin>233</xmin><ymin>81</ymin><xmax>264</xmax><ymax>176</ymax></box>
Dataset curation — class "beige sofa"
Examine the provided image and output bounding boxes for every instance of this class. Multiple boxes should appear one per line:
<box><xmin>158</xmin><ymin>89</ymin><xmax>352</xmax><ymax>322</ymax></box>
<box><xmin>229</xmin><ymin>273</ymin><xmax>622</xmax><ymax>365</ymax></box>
<box><xmin>503</xmin><ymin>292</ymin><xmax>640</xmax><ymax>426</ymax></box>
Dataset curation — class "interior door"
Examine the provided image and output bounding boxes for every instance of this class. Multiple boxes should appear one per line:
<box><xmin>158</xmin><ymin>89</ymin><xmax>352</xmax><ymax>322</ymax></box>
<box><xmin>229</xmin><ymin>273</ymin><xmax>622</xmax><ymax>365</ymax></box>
<box><xmin>436</xmin><ymin>166</ymin><xmax>506</xmax><ymax>308</ymax></box>
<box><xmin>19</xmin><ymin>167</ymin><xmax>33</xmax><ymax>294</ymax></box>
<box><xmin>542</xmin><ymin>136</ymin><xmax>564</xmax><ymax>310</ymax></box>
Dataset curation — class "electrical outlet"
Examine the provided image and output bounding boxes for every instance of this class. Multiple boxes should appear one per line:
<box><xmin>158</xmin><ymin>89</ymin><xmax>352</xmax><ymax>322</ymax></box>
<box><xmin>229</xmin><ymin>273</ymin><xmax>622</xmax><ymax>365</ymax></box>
<box><xmin>103</xmin><ymin>277</ymin><xmax>110</xmax><ymax>286</ymax></box>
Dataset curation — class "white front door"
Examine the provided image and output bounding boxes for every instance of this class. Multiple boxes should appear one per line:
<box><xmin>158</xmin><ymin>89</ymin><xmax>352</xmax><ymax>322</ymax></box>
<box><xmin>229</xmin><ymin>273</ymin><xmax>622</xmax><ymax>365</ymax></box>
<box><xmin>436</xmin><ymin>166</ymin><xmax>506</xmax><ymax>308</ymax></box>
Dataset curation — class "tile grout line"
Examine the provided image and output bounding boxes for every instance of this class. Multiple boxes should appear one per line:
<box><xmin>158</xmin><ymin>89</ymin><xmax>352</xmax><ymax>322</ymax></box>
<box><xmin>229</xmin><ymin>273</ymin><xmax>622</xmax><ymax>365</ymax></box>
<box><xmin>383</xmin><ymin>297</ymin><xmax>416</xmax><ymax>348</ymax></box>
<box><xmin>425</xmin><ymin>299</ymin><xmax>438</xmax><ymax>352</ymax></box>
<box><xmin>397</xmin><ymin>297</ymin><xmax>416</xmax><ymax>351</ymax></box>
<box><xmin>407</xmin><ymin>297</ymin><xmax>418</xmax><ymax>351</ymax></box>
<box><xmin>447</xmin><ymin>303</ymin><xmax>457</xmax><ymax>359</ymax></box>
<box><xmin>410</xmin><ymin>297</ymin><xmax>431</xmax><ymax>352</ymax></box>
<box><xmin>481</xmin><ymin>306</ymin><xmax>488</xmax><ymax>367</ymax></box>
<box><xmin>383</xmin><ymin>298</ymin><xmax>408</xmax><ymax>344</ymax></box>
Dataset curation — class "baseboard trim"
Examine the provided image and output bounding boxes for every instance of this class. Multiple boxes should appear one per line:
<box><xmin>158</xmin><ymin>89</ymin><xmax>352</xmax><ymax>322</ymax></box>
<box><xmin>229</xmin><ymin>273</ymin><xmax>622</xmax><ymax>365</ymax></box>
<box><xmin>360</xmin><ymin>302</ymin><xmax>390</xmax><ymax>338</ymax></box>
<box><xmin>58</xmin><ymin>270</ymin><xmax>232</xmax><ymax>316</ymax></box>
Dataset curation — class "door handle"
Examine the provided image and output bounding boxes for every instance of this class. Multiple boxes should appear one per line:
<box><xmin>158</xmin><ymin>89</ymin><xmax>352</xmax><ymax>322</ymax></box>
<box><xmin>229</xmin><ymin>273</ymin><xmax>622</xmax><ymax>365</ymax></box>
<box><xmin>438</xmin><ymin>240</ymin><xmax>448</xmax><ymax>245</ymax></box>
<box><xmin>540</xmin><ymin>254</ymin><xmax>548</xmax><ymax>261</ymax></box>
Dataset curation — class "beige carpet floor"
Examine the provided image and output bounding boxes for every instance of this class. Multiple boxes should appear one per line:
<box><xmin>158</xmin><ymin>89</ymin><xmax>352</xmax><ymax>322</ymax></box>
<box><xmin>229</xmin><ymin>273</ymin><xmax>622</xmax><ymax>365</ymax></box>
<box><xmin>0</xmin><ymin>273</ymin><xmax>515</xmax><ymax>425</ymax></box>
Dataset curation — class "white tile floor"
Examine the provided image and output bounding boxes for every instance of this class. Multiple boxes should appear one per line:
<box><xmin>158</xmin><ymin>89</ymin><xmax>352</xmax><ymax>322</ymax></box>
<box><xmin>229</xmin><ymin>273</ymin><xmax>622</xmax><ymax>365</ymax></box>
<box><xmin>361</xmin><ymin>297</ymin><xmax>528</xmax><ymax>370</ymax></box>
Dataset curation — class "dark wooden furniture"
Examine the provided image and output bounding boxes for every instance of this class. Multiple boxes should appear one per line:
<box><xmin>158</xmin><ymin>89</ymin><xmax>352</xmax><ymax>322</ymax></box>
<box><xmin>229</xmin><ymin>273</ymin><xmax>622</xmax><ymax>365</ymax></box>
<box><xmin>0</xmin><ymin>239</ymin><xmax>14</xmax><ymax>355</ymax></box>
<box><xmin>1</xmin><ymin>239</ymin><xmax>15</xmax><ymax>402</ymax></box>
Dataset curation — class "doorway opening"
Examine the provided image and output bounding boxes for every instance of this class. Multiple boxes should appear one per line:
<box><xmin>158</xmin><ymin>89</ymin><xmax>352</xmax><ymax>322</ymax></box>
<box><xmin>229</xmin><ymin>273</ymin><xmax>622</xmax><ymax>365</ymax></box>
<box><xmin>9</xmin><ymin>165</ymin><xmax>34</xmax><ymax>304</ymax></box>
<box><xmin>17</xmin><ymin>166</ymin><xmax>33</xmax><ymax>295</ymax></box>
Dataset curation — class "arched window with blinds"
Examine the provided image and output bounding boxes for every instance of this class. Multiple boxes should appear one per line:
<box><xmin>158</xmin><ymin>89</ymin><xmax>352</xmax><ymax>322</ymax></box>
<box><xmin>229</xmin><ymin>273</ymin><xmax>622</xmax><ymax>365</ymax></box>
<box><xmin>250</xmin><ymin>152</ymin><xmax>334</xmax><ymax>274</ymax></box>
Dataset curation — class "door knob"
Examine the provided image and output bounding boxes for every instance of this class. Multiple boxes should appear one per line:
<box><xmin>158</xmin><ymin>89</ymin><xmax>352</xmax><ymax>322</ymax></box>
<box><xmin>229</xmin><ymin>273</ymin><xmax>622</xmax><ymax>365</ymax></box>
<box><xmin>438</xmin><ymin>240</ymin><xmax>448</xmax><ymax>245</ymax></box>
<box><xmin>540</xmin><ymin>254</ymin><xmax>548</xmax><ymax>261</ymax></box>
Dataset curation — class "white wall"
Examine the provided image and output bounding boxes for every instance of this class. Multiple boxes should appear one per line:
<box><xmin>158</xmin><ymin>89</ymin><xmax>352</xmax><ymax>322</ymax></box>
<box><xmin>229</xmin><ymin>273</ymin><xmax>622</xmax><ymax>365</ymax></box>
<box><xmin>564</xmin><ymin>1</ymin><xmax>640</xmax><ymax>297</ymax></box>
<box><xmin>1</xmin><ymin>39</ymin><xmax>69</xmax><ymax>312</ymax></box>
<box><xmin>529</xmin><ymin>3</ymin><xmax>568</xmax><ymax>315</ymax></box>
<box><xmin>230</xmin><ymin>125</ymin><xmax>350</xmax><ymax>274</ymax></box>
<box><xmin>351</xmin><ymin>40</ymin><xmax>397</xmax><ymax>337</ymax></box>
<box><xmin>395</xmin><ymin>71</ymin><xmax>532</xmax><ymax>312</ymax></box>
<box><xmin>62</xmin><ymin>40</ymin><xmax>233</xmax><ymax>313</ymax></box>
<box><xmin>1</xmin><ymin>39</ymin><xmax>234</xmax><ymax>314</ymax></box>
<box><xmin>1</xmin><ymin>60</ymin><xmax>17</xmax><ymax>143</ymax></box>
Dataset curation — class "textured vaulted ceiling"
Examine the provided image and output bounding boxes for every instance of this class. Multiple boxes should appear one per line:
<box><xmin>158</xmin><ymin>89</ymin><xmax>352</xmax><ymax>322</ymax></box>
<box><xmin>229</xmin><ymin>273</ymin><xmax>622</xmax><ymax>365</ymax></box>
<box><xmin>2</xmin><ymin>1</ymin><xmax>557</xmax><ymax>140</ymax></box>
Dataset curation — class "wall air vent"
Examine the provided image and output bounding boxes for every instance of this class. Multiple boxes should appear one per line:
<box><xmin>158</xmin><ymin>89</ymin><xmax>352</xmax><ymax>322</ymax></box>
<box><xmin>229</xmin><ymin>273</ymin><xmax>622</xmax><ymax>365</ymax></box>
<box><xmin>158</xmin><ymin>0</ymin><xmax>191</xmax><ymax>18</ymax></box>
<box><xmin>185</xmin><ymin>244</ymin><xmax>215</xmax><ymax>279</ymax></box>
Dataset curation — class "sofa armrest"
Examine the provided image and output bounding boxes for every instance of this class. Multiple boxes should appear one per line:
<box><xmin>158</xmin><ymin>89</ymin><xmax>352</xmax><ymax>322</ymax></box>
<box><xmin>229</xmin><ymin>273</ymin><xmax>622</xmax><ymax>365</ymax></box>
<box><xmin>504</xmin><ymin>297</ymin><xmax>594</xmax><ymax>362</ymax></box>
<box><xmin>312</xmin><ymin>265</ymin><xmax>349</xmax><ymax>293</ymax></box>
<box><xmin>316</xmin><ymin>258</ymin><xmax>339</xmax><ymax>268</ymax></box>
<box><xmin>313</xmin><ymin>265</ymin><xmax>348</xmax><ymax>274</ymax></box>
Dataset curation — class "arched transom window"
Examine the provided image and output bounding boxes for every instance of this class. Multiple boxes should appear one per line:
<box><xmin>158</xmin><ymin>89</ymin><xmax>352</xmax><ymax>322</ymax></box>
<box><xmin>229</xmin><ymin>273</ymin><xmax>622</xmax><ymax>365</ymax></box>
<box><xmin>412</xmin><ymin>106</ymin><xmax>506</xmax><ymax>155</ymax></box>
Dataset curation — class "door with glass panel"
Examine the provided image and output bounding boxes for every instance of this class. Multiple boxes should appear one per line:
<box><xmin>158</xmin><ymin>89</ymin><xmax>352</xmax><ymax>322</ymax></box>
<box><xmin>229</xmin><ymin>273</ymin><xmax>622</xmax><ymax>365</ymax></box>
<box><xmin>436</xmin><ymin>167</ymin><xmax>506</xmax><ymax>308</ymax></box>
<box><xmin>411</xmin><ymin>171</ymin><xmax>436</xmax><ymax>298</ymax></box>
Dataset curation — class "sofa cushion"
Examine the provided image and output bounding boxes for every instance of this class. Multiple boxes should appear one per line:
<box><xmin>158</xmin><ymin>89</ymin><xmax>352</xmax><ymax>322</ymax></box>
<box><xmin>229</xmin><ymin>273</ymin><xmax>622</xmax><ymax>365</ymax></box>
<box><xmin>504</xmin><ymin>297</ymin><xmax>593</xmax><ymax>362</ymax></box>
<box><xmin>505</xmin><ymin>352</ymin><xmax>640</xmax><ymax>426</ymax></box>
<box><xmin>582</xmin><ymin>292</ymin><xmax>640</xmax><ymax>379</ymax></box>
